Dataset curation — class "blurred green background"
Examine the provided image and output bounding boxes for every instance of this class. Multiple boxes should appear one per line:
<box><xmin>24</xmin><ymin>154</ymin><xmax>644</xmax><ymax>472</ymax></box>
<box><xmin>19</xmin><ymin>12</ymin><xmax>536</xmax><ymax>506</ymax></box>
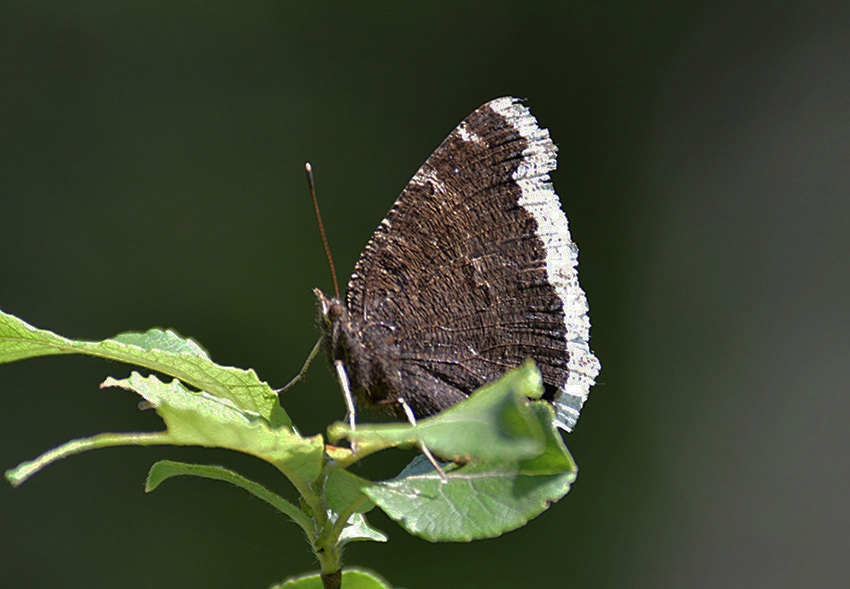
<box><xmin>2</xmin><ymin>2</ymin><xmax>849</xmax><ymax>588</ymax></box>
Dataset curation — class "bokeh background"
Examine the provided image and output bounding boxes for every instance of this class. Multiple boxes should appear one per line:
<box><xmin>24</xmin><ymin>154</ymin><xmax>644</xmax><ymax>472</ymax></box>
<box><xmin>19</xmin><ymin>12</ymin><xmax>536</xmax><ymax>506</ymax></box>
<box><xmin>2</xmin><ymin>2</ymin><xmax>849</xmax><ymax>588</ymax></box>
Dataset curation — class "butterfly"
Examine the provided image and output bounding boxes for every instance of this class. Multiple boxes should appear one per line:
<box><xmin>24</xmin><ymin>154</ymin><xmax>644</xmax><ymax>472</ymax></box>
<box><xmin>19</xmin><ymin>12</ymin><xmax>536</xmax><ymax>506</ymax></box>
<box><xmin>313</xmin><ymin>97</ymin><xmax>599</xmax><ymax>432</ymax></box>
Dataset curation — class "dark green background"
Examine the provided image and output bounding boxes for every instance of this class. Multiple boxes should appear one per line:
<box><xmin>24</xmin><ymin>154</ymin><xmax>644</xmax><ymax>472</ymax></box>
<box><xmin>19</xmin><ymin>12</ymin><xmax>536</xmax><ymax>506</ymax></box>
<box><xmin>3</xmin><ymin>2</ymin><xmax>849</xmax><ymax>588</ymax></box>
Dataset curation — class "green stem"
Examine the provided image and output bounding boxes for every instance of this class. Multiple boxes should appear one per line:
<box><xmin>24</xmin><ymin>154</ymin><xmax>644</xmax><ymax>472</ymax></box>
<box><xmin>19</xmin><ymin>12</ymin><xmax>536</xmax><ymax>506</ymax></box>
<box><xmin>309</xmin><ymin>451</ymin><xmax>346</xmax><ymax>588</ymax></box>
<box><xmin>315</xmin><ymin>530</ymin><xmax>342</xmax><ymax>589</ymax></box>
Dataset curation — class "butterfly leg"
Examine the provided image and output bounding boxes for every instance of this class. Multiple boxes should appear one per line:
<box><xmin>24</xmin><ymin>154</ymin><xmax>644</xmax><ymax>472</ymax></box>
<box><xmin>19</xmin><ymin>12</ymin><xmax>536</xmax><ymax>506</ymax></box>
<box><xmin>397</xmin><ymin>396</ymin><xmax>447</xmax><ymax>482</ymax></box>
<box><xmin>333</xmin><ymin>360</ymin><xmax>359</xmax><ymax>453</ymax></box>
<box><xmin>277</xmin><ymin>336</ymin><xmax>324</xmax><ymax>394</ymax></box>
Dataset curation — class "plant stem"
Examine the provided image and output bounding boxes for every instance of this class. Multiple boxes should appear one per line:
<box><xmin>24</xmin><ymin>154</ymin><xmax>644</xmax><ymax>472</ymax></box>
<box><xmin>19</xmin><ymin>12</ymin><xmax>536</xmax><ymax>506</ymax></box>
<box><xmin>315</xmin><ymin>528</ymin><xmax>342</xmax><ymax>589</ymax></box>
<box><xmin>309</xmin><ymin>452</ymin><xmax>344</xmax><ymax>589</ymax></box>
<box><xmin>321</xmin><ymin>569</ymin><xmax>342</xmax><ymax>589</ymax></box>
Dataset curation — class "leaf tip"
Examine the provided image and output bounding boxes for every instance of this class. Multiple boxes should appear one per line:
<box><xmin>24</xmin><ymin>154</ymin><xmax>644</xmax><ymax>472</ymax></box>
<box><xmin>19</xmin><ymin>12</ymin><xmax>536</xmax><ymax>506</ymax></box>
<box><xmin>5</xmin><ymin>461</ymin><xmax>36</xmax><ymax>488</ymax></box>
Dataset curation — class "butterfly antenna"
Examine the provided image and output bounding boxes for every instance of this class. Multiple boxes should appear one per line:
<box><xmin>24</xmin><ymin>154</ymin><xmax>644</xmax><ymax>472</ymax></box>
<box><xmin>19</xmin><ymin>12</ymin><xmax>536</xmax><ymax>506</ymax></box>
<box><xmin>305</xmin><ymin>162</ymin><xmax>341</xmax><ymax>299</ymax></box>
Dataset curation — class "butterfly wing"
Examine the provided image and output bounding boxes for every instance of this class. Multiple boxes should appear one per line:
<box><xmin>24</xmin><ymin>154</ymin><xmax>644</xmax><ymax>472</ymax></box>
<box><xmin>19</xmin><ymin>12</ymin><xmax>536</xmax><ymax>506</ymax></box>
<box><xmin>345</xmin><ymin>97</ymin><xmax>600</xmax><ymax>430</ymax></box>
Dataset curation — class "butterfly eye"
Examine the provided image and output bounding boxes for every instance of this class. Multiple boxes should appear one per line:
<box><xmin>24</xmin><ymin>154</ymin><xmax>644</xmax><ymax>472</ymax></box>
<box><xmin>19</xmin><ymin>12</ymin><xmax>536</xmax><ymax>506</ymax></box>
<box><xmin>327</xmin><ymin>300</ymin><xmax>346</xmax><ymax>321</ymax></box>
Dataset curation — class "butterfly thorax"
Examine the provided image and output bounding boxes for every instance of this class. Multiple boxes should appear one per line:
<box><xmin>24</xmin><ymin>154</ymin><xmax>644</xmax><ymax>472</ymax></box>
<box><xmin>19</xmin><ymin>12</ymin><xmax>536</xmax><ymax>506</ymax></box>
<box><xmin>314</xmin><ymin>288</ymin><xmax>403</xmax><ymax>415</ymax></box>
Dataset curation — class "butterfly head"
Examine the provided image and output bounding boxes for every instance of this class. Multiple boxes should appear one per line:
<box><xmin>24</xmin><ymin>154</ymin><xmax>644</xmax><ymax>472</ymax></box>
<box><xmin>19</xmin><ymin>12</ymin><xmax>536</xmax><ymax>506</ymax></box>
<box><xmin>314</xmin><ymin>288</ymin><xmax>347</xmax><ymax>335</ymax></box>
<box><xmin>314</xmin><ymin>285</ymin><xmax>378</xmax><ymax>405</ymax></box>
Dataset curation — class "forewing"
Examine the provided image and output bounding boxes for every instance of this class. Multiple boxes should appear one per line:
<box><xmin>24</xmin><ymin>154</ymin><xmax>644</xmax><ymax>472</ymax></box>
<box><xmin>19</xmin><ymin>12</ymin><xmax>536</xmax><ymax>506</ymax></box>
<box><xmin>346</xmin><ymin>97</ymin><xmax>599</xmax><ymax>429</ymax></box>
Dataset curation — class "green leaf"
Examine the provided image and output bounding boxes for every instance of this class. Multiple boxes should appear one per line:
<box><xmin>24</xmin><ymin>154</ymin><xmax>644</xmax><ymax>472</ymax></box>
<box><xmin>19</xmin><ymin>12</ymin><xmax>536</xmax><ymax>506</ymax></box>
<box><xmin>275</xmin><ymin>568</ymin><xmax>393</xmax><ymax>589</ymax></box>
<box><xmin>321</xmin><ymin>469</ymin><xmax>385</xmax><ymax>547</ymax></box>
<box><xmin>0</xmin><ymin>310</ymin><xmax>288</xmax><ymax>427</ymax></box>
<box><xmin>322</xmin><ymin>364</ymin><xmax>579</xmax><ymax>542</ymax></box>
<box><xmin>110</xmin><ymin>329</ymin><xmax>212</xmax><ymax>356</ymax></box>
<box><xmin>337</xmin><ymin>513</ymin><xmax>387</xmax><ymax>545</ymax></box>
<box><xmin>105</xmin><ymin>372</ymin><xmax>324</xmax><ymax>480</ymax></box>
<box><xmin>6</xmin><ymin>372</ymin><xmax>324</xmax><ymax>486</ymax></box>
<box><xmin>328</xmin><ymin>362</ymin><xmax>547</xmax><ymax>463</ymax></box>
<box><xmin>324</xmin><ymin>468</ymin><xmax>375</xmax><ymax>515</ymax></box>
<box><xmin>146</xmin><ymin>460</ymin><xmax>313</xmax><ymax>537</ymax></box>
<box><xmin>6</xmin><ymin>431</ymin><xmax>169</xmax><ymax>487</ymax></box>
<box><xmin>364</xmin><ymin>402</ymin><xmax>578</xmax><ymax>542</ymax></box>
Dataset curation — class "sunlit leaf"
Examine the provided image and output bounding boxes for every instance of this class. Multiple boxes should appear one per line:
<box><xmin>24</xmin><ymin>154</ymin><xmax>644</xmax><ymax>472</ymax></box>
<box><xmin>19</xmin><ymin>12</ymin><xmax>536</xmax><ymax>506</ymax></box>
<box><xmin>0</xmin><ymin>310</ymin><xmax>287</xmax><ymax>426</ymax></box>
